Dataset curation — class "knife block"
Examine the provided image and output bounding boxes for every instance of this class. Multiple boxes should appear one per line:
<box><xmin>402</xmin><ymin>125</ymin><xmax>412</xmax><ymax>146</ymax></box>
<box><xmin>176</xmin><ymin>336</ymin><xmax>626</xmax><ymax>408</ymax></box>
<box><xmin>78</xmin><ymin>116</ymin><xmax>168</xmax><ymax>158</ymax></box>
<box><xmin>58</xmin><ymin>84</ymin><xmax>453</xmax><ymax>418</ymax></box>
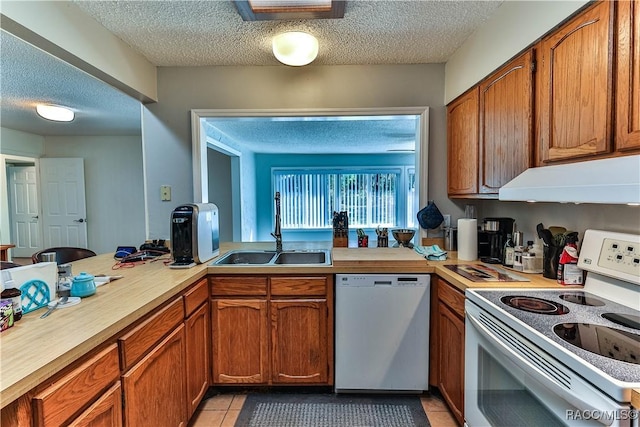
<box><xmin>332</xmin><ymin>211</ymin><xmax>349</xmax><ymax>248</ymax></box>
<box><xmin>333</xmin><ymin>236</ymin><xmax>348</xmax><ymax>248</ymax></box>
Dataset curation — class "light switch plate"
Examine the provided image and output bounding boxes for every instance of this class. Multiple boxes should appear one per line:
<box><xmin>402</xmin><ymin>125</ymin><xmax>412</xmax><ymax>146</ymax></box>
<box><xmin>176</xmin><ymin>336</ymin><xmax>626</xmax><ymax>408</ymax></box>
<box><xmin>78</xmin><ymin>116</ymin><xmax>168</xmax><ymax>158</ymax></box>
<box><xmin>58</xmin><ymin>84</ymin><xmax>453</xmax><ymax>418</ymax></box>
<box><xmin>160</xmin><ymin>185</ymin><xmax>171</xmax><ymax>201</ymax></box>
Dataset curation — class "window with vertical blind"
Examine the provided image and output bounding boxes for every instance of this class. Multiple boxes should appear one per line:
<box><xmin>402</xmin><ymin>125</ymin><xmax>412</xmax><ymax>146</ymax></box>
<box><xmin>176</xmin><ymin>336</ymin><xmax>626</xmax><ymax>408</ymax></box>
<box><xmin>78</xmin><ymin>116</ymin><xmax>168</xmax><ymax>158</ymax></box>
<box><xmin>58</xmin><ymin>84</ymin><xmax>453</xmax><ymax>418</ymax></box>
<box><xmin>273</xmin><ymin>167</ymin><xmax>416</xmax><ymax>229</ymax></box>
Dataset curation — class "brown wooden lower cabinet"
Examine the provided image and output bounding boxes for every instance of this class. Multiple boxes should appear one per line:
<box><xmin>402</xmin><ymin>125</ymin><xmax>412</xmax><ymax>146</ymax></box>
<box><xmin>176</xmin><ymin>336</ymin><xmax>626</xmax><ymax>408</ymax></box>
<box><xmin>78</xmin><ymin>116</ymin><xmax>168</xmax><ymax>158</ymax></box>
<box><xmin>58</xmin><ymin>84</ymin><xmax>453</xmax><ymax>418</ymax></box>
<box><xmin>122</xmin><ymin>325</ymin><xmax>187</xmax><ymax>427</ymax></box>
<box><xmin>211</xmin><ymin>299</ymin><xmax>270</xmax><ymax>384</ymax></box>
<box><xmin>68</xmin><ymin>382</ymin><xmax>122</xmax><ymax>427</ymax></box>
<box><xmin>210</xmin><ymin>275</ymin><xmax>333</xmax><ymax>386</ymax></box>
<box><xmin>430</xmin><ymin>277</ymin><xmax>465</xmax><ymax>426</ymax></box>
<box><xmin>183</xmin><ymin>279</ymin><xmax>211</xmax><ymax>419</ymax></box>
<box><xmin>32</xmin><ymin>344</ymin><xmax>121</xmax><ymax>427</ymax></box>
<box><xmin>438</xmin><ymin>302</ymin><xmax>465</xmax><ymax>425</ymax></box>
<box><xmin>271</xmin><ymin>299</ymin><xmax>328</xmax><ymax>384</ymax></box>
<box><xmin>3</xmin><ymin>274</ymin><xmax>334</xmax><ymax>426</ymax></box>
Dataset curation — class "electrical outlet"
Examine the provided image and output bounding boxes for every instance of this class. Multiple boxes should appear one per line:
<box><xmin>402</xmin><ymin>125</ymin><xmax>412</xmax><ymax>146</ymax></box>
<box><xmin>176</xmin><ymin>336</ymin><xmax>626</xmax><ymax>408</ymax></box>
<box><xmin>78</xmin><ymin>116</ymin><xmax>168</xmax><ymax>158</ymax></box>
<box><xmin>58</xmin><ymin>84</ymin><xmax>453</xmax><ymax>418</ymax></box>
<box><xmin>160</xmin><ymin>185</ymin><xmax>171</xmax><ymax>201</ymax></box>
<box><xmin>443</xmin><ymin>214</ymin><xmax>451</xmax><ymax>228</ymax></box>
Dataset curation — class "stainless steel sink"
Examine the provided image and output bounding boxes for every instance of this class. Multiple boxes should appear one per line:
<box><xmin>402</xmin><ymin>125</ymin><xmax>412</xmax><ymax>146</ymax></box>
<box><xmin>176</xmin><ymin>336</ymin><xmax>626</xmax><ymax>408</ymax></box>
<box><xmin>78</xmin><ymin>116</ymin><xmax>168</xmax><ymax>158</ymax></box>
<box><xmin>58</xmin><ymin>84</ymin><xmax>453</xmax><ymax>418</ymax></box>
<box><xmin>274</xmin><ymin>250</ymin><xmax>328</xmax><ymax>265</ymax></box>
<box><xmin>211</xmin><ymin>249</ymin><xmax>331</xmax><ymax>266</ymax></box>
<box><xmin>212</xmin><ymin>250</ymin><xmax>277</xmax><ymax>265</ymax></box>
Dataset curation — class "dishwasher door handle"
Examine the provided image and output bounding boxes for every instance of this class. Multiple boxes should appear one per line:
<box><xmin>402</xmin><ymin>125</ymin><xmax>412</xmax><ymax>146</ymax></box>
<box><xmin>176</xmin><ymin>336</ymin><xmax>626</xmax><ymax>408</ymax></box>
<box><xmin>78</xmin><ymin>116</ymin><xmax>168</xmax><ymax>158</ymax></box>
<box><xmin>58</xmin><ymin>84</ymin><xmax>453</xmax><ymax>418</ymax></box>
<box><xmin>373</xmin><ymin>281</ymin><xmax>393</xmax><ymax>286</ymax></box>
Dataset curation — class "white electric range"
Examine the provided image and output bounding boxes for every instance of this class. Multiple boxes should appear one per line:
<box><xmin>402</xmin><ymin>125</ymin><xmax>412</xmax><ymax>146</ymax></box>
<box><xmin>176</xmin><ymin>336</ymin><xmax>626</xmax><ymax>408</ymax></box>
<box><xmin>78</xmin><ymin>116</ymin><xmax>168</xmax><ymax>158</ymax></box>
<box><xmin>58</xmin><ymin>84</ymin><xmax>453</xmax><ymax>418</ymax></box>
<box><xmin>465</xmin><ymin>229</ymin><xmax>640</xmax><ymax>426</ymax></box>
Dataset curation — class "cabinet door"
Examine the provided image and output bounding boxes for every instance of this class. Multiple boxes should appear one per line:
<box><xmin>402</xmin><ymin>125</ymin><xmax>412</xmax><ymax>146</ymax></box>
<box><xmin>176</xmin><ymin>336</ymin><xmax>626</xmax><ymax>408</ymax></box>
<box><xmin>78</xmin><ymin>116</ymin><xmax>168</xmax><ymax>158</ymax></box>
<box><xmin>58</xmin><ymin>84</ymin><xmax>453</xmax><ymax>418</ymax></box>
<box><xmin>438</xmin><ymin>302</ymin><xmax>465</xmax><ymax>426</ymax></box>
<box><xmin>122</xmin><ymin>325</ymin><xmax>187</xmax><ymax>427</ymax></box>
<box><xmin>211</xmin><ymin>299</ymin><xmax>269</xmax><ymax>384</ymax></box>
<box><xmin>617</xmin><ymin>0</ymin><xmax>640</xmax><ymax>151</ymax></box>
<box><xmin>479</xmin><ymin>50</ymin><xmax>534</xmax><ymax>193</ymax></box>
<box><xmin>447</xmin><ymin>87</ymin><xmax>479</xmax><ymax>196</ymax></box>
<box><xmin>68</xmin><ymin>382</ymin><xmax>122</xmax><ymax>427</ymax></box>
<box><xmin>538</xmin><ymin>0</ymin><xmax>614</xmax><ymax>163</ymax></box>
<box><xmin>185</xmin><ymin>302</ymin><xmax>210</xmax><ymax>418</ymax></box>
<box><xmin>33</xmin><ymin>345</ymin><xmax>120</xmax><ymax>427</ymax></box>
<box><xmin>271</xmin><ymin>299</ymin><xmax>328</xmax><ymax>384</ymax></box>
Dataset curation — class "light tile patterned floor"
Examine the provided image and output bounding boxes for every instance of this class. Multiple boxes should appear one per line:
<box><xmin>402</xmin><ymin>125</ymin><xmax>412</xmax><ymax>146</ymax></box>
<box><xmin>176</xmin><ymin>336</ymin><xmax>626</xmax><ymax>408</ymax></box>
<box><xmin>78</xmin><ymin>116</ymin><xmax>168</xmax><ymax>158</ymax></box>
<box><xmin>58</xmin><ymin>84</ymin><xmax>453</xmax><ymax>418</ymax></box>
<box><xmin>189</xmin><ymin>393</ymin><xmax>458</xmax><ymax>427</ymax></box>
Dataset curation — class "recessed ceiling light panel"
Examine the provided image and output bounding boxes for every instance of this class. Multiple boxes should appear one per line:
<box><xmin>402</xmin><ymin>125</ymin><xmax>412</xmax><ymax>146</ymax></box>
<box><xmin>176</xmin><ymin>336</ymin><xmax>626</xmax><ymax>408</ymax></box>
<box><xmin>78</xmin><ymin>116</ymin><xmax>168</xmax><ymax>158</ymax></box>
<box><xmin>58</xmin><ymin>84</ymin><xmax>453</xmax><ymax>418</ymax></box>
<box><xmin>36</xmin><ymin>104</ymin><xmax>75</xmax><ymax>122</ymax></box>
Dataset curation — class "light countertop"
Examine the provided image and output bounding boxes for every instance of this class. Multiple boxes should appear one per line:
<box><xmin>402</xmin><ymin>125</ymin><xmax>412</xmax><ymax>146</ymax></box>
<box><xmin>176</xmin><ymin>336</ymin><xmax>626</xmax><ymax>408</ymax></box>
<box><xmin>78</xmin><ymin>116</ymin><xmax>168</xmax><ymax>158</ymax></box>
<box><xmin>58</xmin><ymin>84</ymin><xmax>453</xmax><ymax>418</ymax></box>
<box><xmin>0</xmin><ymin>242</ymin><xmax>578</xmax><ymax>408</ymax></box>
<box><xmin>632</xmin><ymin>389</ymin><xmax>640</xmax><ymax>410</ymax></box>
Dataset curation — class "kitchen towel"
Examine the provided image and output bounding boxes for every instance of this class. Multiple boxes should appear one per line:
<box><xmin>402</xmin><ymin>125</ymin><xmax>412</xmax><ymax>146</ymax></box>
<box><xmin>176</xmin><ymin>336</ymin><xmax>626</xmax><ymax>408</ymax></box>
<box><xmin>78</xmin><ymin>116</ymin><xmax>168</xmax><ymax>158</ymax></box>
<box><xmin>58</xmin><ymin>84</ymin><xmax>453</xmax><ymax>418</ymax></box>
<box><xmin>457</xmin><ymin>218</ymin><xmax>478</xmax><ymax>261</ymax></box>
<box><xmin>414</xmin><ymin>245</ymin><xmax>447</xmax><ymax>261</ymax></box>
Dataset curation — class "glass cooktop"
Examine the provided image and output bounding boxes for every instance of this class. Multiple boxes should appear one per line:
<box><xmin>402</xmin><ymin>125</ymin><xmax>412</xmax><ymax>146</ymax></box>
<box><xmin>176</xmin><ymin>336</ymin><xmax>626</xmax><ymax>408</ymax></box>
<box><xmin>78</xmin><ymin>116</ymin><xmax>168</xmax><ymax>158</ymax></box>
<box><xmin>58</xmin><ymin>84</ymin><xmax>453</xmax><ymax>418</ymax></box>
<box><xmin>553</xmin><ymin>323</ymin><xmax>639</xmax><ymax>364</ymax></box>
<box><xmin>500</xmin><ymin>295</ymin><xmax>570</xmax><ymax>315</ymax></box>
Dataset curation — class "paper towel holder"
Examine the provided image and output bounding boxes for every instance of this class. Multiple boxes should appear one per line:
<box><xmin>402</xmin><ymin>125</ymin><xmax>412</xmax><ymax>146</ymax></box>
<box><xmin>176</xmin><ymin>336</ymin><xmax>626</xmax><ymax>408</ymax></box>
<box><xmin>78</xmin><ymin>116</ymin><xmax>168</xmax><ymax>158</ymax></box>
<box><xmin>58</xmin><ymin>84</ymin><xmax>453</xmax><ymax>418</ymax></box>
<box><xmin>457</xmin><ymin>218</ymin><xmax>478</xmax><ymax>261</ymax></box>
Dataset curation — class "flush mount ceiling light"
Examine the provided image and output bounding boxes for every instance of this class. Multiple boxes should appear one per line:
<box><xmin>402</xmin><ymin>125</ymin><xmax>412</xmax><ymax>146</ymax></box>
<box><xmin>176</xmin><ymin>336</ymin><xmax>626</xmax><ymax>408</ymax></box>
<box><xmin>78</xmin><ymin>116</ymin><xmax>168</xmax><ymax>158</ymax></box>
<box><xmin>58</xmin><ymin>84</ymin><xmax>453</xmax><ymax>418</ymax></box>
<box><xmin>36</xmin><ymin>104</ymin><xmax>74</xmax><ymax>122</ymax></box>
<box><xmin>272</xmin><ymin>31</ymin><xmax>319</xmax><ymax>66</ymax></box>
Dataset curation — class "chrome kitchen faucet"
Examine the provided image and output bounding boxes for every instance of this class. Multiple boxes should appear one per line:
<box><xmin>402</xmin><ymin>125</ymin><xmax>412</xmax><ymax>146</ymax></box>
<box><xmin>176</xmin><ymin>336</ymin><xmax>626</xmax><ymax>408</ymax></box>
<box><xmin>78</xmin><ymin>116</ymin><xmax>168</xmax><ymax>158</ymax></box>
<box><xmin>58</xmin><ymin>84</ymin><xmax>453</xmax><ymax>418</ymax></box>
<box><xmin>271</xmin><ymin>192</ymin><xmax>283</xmax><ymax>253</ymax></box>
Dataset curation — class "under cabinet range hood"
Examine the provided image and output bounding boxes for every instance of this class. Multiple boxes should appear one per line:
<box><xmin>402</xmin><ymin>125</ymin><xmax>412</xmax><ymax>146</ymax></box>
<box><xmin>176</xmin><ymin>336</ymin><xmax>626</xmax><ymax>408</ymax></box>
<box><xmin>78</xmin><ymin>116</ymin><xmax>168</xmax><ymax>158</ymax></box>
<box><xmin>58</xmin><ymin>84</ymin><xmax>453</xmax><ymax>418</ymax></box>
<box><xmin>498</xmin><ymin>155</ymin><xmax>640</xmax><ymax>205</ymax></box>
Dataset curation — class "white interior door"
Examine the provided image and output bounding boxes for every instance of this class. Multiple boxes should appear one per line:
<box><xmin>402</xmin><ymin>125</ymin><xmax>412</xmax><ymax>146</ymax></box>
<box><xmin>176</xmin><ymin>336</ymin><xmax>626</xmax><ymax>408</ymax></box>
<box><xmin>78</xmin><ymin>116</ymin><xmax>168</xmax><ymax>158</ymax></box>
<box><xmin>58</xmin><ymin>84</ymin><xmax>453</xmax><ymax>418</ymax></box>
<box><xmin>7</xmin><ymin>165</ymin><xmax>43</xmax><ymax>258</ymax></box>
<box><xmin>39</xmin><ymin>158</ymin><xmax>88</xmax><ymax>248</ymax></box>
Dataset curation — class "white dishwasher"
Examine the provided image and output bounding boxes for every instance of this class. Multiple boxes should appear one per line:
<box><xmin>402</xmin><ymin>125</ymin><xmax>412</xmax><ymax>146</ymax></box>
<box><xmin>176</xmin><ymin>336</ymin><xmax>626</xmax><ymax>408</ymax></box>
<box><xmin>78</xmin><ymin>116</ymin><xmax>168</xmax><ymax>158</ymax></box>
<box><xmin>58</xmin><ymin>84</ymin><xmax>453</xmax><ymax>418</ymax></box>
<box><xmin>335</xmin><ymin>273</ymin><xmax>430</xmax><ymax>393</ymax></box>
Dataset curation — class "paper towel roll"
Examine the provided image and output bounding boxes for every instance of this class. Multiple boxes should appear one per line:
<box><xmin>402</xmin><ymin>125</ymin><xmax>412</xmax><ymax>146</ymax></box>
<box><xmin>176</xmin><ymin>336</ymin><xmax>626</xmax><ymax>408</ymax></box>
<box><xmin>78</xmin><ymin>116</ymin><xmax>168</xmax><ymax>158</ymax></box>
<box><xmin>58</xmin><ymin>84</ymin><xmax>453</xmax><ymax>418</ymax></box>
<box><xmin>457</xmin><ymin>218</ymin><xmax>478</xmax><ymax>261</ymax></box>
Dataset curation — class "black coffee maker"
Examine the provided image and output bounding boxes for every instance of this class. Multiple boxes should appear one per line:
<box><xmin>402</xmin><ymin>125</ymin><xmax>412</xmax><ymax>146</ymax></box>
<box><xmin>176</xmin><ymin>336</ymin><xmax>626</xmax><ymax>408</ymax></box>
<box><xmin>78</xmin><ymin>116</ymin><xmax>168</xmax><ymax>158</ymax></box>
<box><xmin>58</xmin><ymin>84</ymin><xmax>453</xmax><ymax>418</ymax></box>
<box><xmin>478</xmin><ymin>217</ymin><xmax>515</xmax><ymax>263</ymax></box>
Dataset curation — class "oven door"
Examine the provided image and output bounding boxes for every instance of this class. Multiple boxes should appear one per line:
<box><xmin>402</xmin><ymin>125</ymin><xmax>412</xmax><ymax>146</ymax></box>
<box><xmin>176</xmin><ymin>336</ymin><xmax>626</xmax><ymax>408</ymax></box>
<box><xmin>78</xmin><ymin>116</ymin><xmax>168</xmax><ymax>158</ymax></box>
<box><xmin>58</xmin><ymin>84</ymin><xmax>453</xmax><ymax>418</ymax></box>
<box><xmin>465</xmin><ymin>301</ymin><xmax>632</xmax><ymax>427</ymax></box>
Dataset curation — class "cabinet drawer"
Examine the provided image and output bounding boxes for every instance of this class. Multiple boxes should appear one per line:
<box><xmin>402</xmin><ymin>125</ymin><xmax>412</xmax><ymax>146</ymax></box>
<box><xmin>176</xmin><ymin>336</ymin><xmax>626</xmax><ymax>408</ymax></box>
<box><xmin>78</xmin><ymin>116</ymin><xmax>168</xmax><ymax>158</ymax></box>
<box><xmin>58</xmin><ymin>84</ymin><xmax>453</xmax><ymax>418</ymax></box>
<box><xmin>118</xmin><ymin>297</ymin><xmax>184</xmax><ymax>371</ymax></box>
<box><xmin>68</xmin><ymin>381</ymin><xmax>122</xmax><ymax>427</ymax></box>
<box><xmin>437</xmin><ymin>278</ymin><xmax>465</xmax><ymax>317</ymax></box>
<box><xmin>33</xmin><ymin>344</ymin><xmax>120</xmax><ymax>427</ymax></box>
<box><xmin>210</xmin><ymin>276</ymin><xmax>267</xmax><ymax>296</ymax></box>
<box><xmin>270</xmin><ymin>277</ymin><xmax>327</xmax><ymax>296</ymax></box>
<box><xmin>184</xmin><ymin>278</ymin><xmax>208</xmax><ymax>317</ymax></box>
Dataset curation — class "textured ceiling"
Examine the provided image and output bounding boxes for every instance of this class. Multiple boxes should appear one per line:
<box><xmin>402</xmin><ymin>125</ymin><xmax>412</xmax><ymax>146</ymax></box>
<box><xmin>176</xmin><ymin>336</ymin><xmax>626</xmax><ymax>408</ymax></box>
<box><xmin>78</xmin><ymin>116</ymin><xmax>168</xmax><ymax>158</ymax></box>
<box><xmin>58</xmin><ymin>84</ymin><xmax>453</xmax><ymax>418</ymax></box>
<box><xmin>72</xmin><ymin>0</ymin><xmax>503</xmax><ymax>66</ymax></box>
<box><xmin>204</xmin><ymin>115</ymin><xmax>419</xmax><ymax>154</ymax></box>
<box><xmin>1</xmin><ymin>0</ymin><xmax>503</xmax><ymax>150</ymax></box>
<box><xmin>0</xmin><ymin>30</ymin><xmax>142</xmax><ymax>137</ymax></box>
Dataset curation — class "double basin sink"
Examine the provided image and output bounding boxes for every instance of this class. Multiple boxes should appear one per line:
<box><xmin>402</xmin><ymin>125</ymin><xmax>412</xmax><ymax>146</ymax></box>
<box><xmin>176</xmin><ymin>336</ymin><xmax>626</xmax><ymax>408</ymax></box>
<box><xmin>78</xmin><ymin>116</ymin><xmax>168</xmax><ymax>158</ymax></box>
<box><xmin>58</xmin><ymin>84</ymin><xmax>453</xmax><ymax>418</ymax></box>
<box><xmin>211</xmin><ymin>249</ymin><xmax>331</xmax><ymax>266</ymax></box>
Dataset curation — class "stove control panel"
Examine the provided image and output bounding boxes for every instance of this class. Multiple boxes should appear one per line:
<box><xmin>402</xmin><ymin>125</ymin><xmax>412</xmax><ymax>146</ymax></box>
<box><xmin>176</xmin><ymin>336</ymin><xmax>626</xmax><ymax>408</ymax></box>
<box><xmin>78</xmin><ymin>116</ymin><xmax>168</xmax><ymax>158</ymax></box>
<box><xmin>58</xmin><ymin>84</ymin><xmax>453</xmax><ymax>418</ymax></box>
<box><xmin>578</xmin><ymin>229</ymin><xmax>640</xmax><ymax>284</ymax></box>
<box><xmin>598</xmin><ymin>238</ymin><xmax>639</xmax><ymax>276</ymax></box>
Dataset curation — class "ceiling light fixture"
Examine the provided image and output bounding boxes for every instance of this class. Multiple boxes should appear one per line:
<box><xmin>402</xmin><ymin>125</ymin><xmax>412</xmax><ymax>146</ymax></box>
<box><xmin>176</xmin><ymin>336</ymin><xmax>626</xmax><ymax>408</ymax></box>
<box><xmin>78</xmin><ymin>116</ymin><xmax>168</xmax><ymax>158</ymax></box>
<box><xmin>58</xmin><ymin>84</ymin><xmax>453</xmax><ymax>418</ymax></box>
<box><xmin>234</xmin><ymin>0</ymin><xmax>345</xmax><ymax>21</ymax></box>
<box><xmin>36</xmin><ymin>104</ymin><xmax>74</xmax><ymax>122</ymax></box>
<box><xmin>272</xmin><ymin>31</ymin><xmax>319</xmax><ymax>66</ymax></box>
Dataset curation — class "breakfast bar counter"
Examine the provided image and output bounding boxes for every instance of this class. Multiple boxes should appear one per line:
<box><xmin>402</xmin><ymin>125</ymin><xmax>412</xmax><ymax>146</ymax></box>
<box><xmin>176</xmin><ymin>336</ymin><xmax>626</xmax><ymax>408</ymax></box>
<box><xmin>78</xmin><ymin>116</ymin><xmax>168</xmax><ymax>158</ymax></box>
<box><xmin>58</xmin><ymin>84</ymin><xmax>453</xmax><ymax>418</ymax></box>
<box><xmin>0</xmin><ymin>253</ymin><xmax>208</xmax><ymax>409</ymax></box>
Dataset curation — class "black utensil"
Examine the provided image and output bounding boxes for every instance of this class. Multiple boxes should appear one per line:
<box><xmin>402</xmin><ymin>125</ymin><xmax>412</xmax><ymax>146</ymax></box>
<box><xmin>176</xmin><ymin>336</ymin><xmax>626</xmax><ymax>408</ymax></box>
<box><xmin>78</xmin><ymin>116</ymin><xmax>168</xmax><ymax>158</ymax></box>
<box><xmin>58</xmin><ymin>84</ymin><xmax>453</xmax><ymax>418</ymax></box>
<box><xmin>536</xmin><ymin>223</ymin><xmax>554</xmax><ymax>246</ymax></box>
<box><xmin>541</xmin><ymin>229</ymin><xmax>554</xmax><ymax>246</ymax></box>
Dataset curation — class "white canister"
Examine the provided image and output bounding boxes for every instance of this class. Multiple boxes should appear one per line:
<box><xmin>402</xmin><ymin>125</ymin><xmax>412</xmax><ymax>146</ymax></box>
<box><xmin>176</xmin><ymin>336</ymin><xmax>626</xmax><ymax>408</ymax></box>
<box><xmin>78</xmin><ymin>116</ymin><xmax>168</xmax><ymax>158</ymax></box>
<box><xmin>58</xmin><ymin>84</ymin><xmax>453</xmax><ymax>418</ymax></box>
<box><xmin>522</xmin><ymin>253</ymin><xmax>543</xmax><ymax>273</ymax></box>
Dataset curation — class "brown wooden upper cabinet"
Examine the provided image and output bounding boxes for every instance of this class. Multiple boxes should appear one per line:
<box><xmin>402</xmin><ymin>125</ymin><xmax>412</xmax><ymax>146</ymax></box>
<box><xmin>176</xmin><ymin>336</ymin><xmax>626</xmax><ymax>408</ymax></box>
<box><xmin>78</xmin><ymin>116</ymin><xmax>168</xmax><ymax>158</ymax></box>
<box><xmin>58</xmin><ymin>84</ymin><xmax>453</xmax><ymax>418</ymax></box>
<box><xmin>447</xmin><ymin>87</ymin><xmax>479</xmax><ymax>196</ymax></box>
<box><xmin>479</xmin><ymin>49</ymin><xmax>534</xmax><ymax>193</ymax></box>
<box><xmin>616</xmin><ymin>0</ymin><xmax>640</xmax><ymax>151</ymax></box>
<box><xmin>538</xmin><ymin>0</ymin><xmax>614</xmax><ymax>163</ymax></box>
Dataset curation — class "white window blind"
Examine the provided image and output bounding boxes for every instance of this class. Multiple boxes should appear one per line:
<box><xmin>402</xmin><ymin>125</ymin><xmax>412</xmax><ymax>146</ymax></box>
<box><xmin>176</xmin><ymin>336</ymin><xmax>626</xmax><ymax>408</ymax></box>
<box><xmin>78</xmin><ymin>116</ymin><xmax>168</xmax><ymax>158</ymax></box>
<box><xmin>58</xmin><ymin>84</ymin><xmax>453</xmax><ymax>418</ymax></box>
<box><xmin>274</xmin><ymin>168</ymin><xmax>412</xmax><ymax>229</ymax></box>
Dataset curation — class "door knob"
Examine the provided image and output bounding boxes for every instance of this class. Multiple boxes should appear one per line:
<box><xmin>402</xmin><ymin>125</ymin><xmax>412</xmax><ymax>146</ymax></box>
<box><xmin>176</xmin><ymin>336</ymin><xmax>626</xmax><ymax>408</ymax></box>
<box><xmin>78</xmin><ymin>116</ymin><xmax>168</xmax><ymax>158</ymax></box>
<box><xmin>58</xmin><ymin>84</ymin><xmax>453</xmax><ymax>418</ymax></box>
<box><xmin>32</xmin><ymin>216</ymin><xmax>39</xmax><ymax>220</ymax></box>
<box><xmin>74</xmin><ymin>218</ymin><xmax>85</xmax><ymax>223</ymax></box>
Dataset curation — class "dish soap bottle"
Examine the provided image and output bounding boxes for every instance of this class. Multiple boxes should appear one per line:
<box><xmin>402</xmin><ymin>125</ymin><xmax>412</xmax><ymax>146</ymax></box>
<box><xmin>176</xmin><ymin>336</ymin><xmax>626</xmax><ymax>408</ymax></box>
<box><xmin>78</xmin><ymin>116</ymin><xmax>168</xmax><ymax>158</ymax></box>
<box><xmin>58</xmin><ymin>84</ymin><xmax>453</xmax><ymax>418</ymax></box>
<box><xmin>557</xmin><ymin>232</ymin><xmax>583</xmax><ymax>285</ymax></box>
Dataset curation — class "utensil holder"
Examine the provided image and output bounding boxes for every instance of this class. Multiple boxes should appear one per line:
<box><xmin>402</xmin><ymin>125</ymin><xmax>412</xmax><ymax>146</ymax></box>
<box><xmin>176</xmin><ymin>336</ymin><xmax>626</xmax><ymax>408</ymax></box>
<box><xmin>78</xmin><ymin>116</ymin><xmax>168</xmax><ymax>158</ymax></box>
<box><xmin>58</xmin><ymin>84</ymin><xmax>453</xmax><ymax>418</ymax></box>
<box><xmin>543</xmin><ymin>245</ymin><xmax>562</xmax><ymax>279</ymax></box>
<box><xmin>358</xmin><ymin>235</ymin><xmax>369</xmax><ymax>248</ymax></box>
<box><xmin>377</xmin><ymin>236</ymin><xmax>388</xmax><ymax>247</ymax></box>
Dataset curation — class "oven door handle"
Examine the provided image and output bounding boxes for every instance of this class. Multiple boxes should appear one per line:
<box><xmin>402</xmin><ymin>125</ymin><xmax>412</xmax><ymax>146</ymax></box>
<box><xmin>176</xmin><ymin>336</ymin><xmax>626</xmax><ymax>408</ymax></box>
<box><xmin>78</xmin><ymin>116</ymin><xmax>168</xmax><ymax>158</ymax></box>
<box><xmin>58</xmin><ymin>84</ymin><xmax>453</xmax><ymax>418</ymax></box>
<box><xmin>466</xmin><ymin>312</ymin><xmax>614</xmax><ymax>426</ymax></box>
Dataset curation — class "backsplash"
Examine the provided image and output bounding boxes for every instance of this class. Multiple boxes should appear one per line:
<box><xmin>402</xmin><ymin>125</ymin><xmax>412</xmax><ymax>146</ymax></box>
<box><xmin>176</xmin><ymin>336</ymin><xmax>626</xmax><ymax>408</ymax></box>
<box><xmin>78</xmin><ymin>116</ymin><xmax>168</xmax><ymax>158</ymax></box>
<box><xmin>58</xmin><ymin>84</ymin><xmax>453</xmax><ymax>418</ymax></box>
<box><xmin>479</xmin><ymin>200</ymin><xmax>639</xmax><ymax>244</ymax></box>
